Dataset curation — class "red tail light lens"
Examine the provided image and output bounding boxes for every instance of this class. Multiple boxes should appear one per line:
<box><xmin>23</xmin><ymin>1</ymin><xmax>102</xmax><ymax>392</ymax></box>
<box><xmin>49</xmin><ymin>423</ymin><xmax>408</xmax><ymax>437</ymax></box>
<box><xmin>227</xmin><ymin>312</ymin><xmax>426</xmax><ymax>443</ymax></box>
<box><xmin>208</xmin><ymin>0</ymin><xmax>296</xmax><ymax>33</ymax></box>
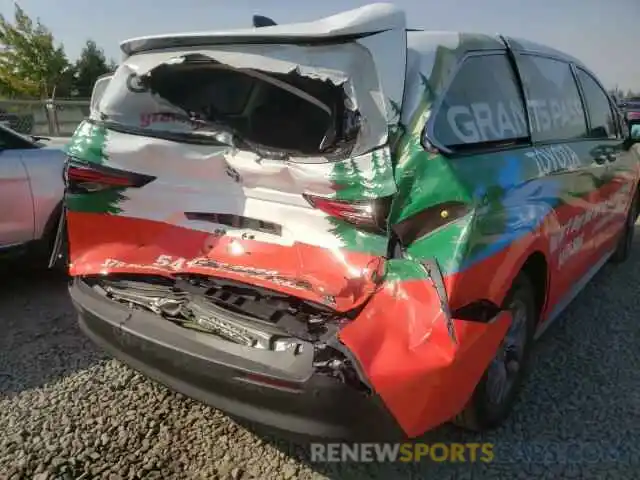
<box><xmin>628</xmin><ymin>111</ymin><xmax>640</xmax><ymax>120</ymax></box>
<box><xmin>67</xmin><ymin>164</ymin><xmax>133</xmax><ymax>187</ymax></box>
<box><xmin>302</xmin><ymin>194</ymin><xmax>390</xmax><ymax>233</ymax></box>
<box><xmin>65</xmin><ymin>160</ymin><xmax>155</xmax><ymax>193</ymax></box>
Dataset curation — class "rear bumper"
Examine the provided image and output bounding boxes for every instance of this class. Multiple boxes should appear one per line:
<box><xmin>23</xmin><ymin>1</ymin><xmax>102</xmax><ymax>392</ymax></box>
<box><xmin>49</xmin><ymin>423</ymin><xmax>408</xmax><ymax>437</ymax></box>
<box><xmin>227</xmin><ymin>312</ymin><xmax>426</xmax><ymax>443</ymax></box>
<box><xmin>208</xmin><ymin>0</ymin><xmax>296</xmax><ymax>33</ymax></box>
<box><xmin>69</xmin><ymin>278</ymin><xmax>403</xmax><ymax>441</ymax></box>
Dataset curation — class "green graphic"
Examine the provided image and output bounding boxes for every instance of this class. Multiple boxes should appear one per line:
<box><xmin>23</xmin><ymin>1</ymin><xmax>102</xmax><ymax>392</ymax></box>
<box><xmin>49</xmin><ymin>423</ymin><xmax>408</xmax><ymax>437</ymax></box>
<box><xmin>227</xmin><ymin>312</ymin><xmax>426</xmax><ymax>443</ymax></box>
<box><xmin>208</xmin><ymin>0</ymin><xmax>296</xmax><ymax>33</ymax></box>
<box><xmin>65</xmin><ymin>120</ymin><xmax>129</xmax><ymax>215</ymax></box>
<box><xmin>65</xmin><ymin>120</ymin><xmax>110</xmax><ymax>165</ymax></box>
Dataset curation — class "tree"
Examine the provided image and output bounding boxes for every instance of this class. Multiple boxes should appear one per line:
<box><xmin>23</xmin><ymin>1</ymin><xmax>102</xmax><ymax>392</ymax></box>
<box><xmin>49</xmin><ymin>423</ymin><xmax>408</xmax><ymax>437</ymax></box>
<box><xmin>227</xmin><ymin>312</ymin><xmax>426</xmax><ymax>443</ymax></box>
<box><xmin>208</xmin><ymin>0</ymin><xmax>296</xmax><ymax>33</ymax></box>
<box><xmin>0</xmin><ymin>3</ymin><xmax>70</xmax><ymax>98</ymax></box>
<box><xmin>73</xmin><ymin>39</ymin><xmax>115</xmax><ymax>98</ymax></box>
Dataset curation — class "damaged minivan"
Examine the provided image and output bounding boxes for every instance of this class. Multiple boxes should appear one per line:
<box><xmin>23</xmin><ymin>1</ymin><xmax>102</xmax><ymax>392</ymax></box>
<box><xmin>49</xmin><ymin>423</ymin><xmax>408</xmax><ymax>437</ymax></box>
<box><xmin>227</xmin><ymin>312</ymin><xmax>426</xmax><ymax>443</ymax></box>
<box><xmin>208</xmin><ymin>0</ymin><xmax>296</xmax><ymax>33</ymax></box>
<box><xmin>60</xmin><ymin>3</ymin><xmax>640</xmax><ymax>439</ymax></box>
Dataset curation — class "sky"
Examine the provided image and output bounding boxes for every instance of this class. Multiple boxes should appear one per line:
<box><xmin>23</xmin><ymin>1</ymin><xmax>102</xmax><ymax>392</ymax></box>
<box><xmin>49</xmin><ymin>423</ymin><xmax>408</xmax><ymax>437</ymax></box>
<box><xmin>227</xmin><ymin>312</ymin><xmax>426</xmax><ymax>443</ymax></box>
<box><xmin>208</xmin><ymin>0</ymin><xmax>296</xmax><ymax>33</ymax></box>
<box><xmin>2</xmin><ymin>0</ymin><xmax>639</xmax><ymax>91</ymax></box>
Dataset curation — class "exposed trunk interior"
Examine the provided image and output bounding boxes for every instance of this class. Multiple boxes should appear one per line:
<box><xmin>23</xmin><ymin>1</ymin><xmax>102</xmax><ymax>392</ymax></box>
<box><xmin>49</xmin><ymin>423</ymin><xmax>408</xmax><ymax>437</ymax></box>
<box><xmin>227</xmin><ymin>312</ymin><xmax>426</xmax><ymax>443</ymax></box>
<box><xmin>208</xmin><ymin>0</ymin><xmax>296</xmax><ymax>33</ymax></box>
<box><xmin>83</xmin><ymin>274</ymin><xmax>370</xmax><ymax>391</ymax></box>
<box><xmin>136</xmin><ymin>55</ymin><xmax>360</xmax><ymax>156</ymax></box>
<box><xmin>85</xmin><ymin>274</ymin><xmax>342</xmax><ymax>343</ymax></box>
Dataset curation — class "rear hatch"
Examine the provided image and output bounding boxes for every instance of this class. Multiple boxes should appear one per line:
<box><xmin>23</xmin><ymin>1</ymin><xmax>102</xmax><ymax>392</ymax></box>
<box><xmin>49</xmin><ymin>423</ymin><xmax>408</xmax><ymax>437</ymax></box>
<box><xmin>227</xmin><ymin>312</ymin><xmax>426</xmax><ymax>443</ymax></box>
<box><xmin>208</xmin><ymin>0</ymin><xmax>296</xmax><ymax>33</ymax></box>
<box><xmin>63</xmin><ymin>5</ymin><xmax>407</xmax><ymax>338</ymax></box>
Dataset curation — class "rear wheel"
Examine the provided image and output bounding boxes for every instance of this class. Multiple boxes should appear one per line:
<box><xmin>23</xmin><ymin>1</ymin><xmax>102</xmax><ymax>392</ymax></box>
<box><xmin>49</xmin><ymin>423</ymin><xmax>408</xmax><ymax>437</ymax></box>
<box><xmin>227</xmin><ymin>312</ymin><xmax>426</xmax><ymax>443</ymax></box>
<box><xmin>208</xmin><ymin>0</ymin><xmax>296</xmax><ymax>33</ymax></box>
<box><xmin>453</xmin><ymin>274</ymin><xmax>537</xmax><ymax>431</ymax></box>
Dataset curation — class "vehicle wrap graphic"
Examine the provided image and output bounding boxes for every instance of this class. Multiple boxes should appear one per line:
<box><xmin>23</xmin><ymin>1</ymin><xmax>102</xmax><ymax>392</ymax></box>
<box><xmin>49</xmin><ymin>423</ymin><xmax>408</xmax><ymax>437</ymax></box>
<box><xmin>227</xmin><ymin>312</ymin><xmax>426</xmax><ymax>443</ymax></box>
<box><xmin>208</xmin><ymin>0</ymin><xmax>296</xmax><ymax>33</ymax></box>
<box><xmin>64</xmin><ymin>24</ymin><xmax>640</xmax><ymax>438</ymax></box>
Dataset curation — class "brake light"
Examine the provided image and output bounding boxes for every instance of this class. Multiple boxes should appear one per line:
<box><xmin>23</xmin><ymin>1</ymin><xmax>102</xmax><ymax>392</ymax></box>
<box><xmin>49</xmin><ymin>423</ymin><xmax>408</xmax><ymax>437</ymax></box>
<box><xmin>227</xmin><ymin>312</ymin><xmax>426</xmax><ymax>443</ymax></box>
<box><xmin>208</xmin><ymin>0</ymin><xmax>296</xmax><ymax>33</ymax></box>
<box><xmin>67</xmin><ymin>165</ymin><xmax>133</xmax><ymax>186</ymax></box>
<box><xmin>302</xmin><ymin>194</ymin><xmax>390</xmax><ymax>233</ymax></box>
<box><xmin>628</xmin><ymin>111</ymin><xmax>640</xmax><ymax>120</ymax></box>
<box><xmin>65</xmin><ymin>160</ymin><xmax>156</xmax><ymax>193</ymax></box>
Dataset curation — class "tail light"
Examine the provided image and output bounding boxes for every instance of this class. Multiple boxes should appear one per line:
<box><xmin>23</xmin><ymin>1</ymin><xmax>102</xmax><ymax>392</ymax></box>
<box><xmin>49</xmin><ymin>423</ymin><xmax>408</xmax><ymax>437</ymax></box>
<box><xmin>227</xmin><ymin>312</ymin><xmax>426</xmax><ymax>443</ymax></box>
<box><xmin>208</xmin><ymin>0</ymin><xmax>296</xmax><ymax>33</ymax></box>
<box><xmin>392</xmin><ymin>201</ymin><xmax>471</xmax><ymax>247</ymax></box>
<box><xmin>65</xmin><ymin>159</ymin><xmax>156</xmax><ymax>193</ymax></box>
<box><xmin>628</xmin><ymin>111</ymin><xmax>640</xmax><ymax>120</ymax></box>
<box><xmin>302</xmin><ymin>194</ymin><xmax>391</xmax><ymax>233</ymax></box>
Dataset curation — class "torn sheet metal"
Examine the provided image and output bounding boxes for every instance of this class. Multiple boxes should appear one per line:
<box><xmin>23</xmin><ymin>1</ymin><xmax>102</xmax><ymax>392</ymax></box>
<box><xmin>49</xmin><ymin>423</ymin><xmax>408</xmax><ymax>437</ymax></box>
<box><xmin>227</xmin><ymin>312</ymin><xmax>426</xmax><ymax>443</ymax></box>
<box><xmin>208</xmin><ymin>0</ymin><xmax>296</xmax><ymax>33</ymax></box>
<box><xmin>64</xmin><ymin>118</ymin><xmax>397</xmax><ymax>312</ymax></box>
<box><xmin>97</xmin><ymin>42</ymin><xmax>388</xmax><ymax>158</ymax></box>
<box><xmin>117</xmin><ymin>2</ymin><xmax>407</xmax><ymax>125</ymax></box>
<box><xmin>97</xmin><ymin>18</ymin><xmax>406</xmax><ymax>157</ymax></box>
<box><xmin>420</xmin><ymin>257</ymin><xmax>457</xmax><ymax>344</ymax></box>
<box><xmin>338</xmin><ymin>258</ymin><xmax>512</xmax><ymax>438</ymax></box>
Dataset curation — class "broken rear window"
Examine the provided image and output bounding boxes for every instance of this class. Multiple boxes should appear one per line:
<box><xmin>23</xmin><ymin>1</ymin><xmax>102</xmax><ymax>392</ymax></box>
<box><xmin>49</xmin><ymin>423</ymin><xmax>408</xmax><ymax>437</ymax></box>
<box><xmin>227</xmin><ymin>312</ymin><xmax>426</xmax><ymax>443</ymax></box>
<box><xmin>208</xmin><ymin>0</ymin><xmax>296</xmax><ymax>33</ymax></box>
<box><xmin>93</xmin><ymin>44</ymin><xmax>387</xmax><ymax>159</ymax></box>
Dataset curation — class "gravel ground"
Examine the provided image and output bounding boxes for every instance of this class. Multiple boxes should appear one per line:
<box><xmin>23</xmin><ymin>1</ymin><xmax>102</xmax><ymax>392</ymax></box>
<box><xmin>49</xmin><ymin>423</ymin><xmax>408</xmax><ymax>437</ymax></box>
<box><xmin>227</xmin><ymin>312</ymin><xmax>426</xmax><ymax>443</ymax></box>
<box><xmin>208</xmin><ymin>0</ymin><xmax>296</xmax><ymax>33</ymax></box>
<box><xmin>1</xmin><ymin>229</ymin><xmax>640</xmax><ymax>479</ymax></box>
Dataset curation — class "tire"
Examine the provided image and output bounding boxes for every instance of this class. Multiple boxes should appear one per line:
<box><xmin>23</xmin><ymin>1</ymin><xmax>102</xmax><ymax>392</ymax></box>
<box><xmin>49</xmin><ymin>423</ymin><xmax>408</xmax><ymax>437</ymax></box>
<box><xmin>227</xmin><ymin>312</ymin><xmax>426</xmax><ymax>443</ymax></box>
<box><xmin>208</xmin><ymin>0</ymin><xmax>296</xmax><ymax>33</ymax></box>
<box><xmin>453</xmin><ymin>273</ymin><xmax>537</xmax><ymax>431</ymax></box>
<box><xmin>610</xmin><ymin>192</ymin><xmax>638</xmax><ymax>264</ymax></box>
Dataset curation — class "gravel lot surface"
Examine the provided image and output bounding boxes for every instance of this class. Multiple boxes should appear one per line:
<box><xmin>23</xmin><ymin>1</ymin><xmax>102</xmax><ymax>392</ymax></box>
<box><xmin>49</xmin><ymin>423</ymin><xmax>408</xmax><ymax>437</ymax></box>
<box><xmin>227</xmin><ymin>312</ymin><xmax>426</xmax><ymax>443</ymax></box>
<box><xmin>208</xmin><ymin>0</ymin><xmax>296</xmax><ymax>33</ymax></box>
<box><xmin>1</xmin><ymin>228</ymin><xmax>639</xmax><ymax>479</ymax></box>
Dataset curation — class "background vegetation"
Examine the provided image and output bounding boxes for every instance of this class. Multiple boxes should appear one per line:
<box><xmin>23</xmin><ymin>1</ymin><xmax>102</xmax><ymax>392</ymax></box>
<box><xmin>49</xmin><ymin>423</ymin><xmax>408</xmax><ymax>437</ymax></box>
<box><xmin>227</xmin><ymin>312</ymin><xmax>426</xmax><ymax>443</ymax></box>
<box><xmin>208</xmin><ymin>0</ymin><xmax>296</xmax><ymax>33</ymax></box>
<box><xmin>0</xmin><ymin>3</ymin><xmax>116</xmax><ymax>99</ymax></box>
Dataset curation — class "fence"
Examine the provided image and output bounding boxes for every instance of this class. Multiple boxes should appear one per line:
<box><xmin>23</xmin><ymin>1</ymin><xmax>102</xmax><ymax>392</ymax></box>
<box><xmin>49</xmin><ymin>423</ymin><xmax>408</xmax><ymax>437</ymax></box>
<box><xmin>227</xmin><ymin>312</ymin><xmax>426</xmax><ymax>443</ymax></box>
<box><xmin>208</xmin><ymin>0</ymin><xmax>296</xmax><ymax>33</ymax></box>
<box><xmin>0</xmin><ymin>98</ymin><xmax>90</xmax><ymax>137</ymax></box>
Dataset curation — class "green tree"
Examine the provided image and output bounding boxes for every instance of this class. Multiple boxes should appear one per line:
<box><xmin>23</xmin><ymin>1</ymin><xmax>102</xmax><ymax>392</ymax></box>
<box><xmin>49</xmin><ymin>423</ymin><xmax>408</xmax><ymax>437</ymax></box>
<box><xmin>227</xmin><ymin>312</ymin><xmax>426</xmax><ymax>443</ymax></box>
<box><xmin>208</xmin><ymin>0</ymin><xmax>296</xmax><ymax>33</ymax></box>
<box><xmin>0</xmin><ymin>3</ymin><xmax>70</xmax><ymax>98</ymax></box>
<box><xmin>65</xmin><ymin>121</ymin><xmax>128</xmax><ymax>214</ymax></box>
<box><xmin>73</xmin><ymin>39</ymin><xmax>115</xmax><ymax>98</ymax></box>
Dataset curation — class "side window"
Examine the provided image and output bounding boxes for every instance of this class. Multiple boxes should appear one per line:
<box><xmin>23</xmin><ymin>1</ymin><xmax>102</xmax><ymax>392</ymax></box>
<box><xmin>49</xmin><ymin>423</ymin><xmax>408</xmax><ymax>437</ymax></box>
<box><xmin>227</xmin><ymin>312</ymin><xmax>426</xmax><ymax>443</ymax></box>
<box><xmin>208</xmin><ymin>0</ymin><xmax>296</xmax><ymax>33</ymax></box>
<box><xmin>0</xmin><ymin>129</ymin><xmax>11</xmax><ymax>150</ymax></box>
<box><xmin>431</xmin><ymin>54</ymin><xmax>528</xmax><ymax>149</ymax></box>
<box><xmin>0</xmin><ymin>127</ymin><xmax>31</xmax><ymax>150</ymax></box>
<box><xmin>576</xmin><ymin>69</ymin><xmax>618</xmax><ymax>139</ymax></box>
<box><xmin>516</xmin><ymin>55</ymin><xmax>588</xmax><ymax>142</ymax></box>
<box><xmin>90</xmin><ymin>74</ymin><xmax>113</xmax><ymax>115</ymax></box>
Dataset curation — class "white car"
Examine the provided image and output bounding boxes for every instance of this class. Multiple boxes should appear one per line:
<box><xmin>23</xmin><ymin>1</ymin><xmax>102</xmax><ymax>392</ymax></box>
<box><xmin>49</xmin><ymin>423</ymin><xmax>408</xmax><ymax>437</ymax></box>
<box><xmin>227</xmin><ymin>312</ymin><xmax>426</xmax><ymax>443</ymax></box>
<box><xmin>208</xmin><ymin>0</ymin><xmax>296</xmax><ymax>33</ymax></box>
<box><xmin>0</xmin><ymin>124</ymin><xmax>67</xmax><ymax>266</ymax></box>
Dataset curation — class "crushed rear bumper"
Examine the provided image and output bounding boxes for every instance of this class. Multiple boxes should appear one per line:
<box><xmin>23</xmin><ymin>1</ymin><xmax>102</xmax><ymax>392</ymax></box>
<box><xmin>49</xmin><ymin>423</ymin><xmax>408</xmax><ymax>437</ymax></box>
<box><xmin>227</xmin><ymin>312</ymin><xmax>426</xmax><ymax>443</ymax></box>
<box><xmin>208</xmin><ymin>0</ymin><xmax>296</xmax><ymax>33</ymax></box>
<box><xmin>69</xmin><ymin>277</ymin><xmax>403</xmax><ymax>441</ymax></box>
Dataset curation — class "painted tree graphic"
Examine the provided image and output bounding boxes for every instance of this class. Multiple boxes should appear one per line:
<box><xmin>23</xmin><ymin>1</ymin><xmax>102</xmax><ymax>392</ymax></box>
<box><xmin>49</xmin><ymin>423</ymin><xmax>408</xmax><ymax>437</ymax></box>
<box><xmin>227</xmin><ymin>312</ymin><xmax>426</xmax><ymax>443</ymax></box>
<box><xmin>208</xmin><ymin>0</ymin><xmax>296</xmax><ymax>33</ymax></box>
<box><xmin>328</xmin><ymin>157</ymin><xmax>355</xmax><ymax>198</ymax></box>
<box><xmin>325</xmin><ymin>155</ymin><xmax>387</xmax><ymax>255</ymax></box>
<box><xmin>369</xmin><ymin>148</ymin><xmax>391</xmax><ymax>198</ymax></box>
<box><xmin>321</xmin><ymin>37</ymin><xmax>477</xmax><ymax>257</ymax></box>
<box><xmin>388</xmin><ymin>98</ymin><xmax>403</xmax><ymax>142</ymax></box>
<box><xmin>65</xmin><ymin>121</ymin><xmax>109</xmax><ymax>166</ymax></box>
<box><xmin>65</xmin><ymin>120</ymin><xmax>129</xmax><ymax>215</ymax></box>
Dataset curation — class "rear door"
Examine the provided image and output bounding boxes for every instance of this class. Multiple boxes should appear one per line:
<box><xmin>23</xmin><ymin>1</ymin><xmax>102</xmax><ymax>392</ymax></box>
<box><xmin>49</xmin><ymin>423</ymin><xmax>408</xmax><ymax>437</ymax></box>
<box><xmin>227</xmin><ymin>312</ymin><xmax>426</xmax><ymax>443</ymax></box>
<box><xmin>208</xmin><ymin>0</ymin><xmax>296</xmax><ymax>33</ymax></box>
<box><xmin>512</xmin><ymin>52</ymin><xmax>601</xmax><ymax>305</ymax></box>
<box><xmin>64</xmin><ymin>24</ymin><xmax>407</xmax><ymax>313</ymax></box>
<box><xmin>573</xmin><ymin>67</ymin><xmax>637</xmax><ymax>253</ymax></box>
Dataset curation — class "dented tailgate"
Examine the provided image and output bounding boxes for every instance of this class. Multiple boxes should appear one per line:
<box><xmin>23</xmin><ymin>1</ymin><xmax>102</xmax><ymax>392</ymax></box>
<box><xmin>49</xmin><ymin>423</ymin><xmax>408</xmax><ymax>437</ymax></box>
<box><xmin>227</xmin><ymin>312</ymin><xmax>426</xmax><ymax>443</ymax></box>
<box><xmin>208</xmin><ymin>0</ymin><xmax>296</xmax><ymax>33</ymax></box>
<box><xmin>64</xmin><ymin>6</ymin><xmax>407</xmax><ymax>314</ymax></box>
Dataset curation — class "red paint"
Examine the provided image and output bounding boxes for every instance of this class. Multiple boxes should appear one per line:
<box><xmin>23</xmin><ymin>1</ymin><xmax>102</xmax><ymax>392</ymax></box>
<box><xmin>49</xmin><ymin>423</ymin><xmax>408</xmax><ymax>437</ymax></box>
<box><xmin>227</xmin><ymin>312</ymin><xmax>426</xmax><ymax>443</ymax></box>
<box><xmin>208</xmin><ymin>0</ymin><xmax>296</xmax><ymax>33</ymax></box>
<box><xmin>67</xmin><ymin>211</ymin><xmax>383</xmax><ymax>312</ymax></box>
<box><xmin>65</xmin><ymin>176</ymin><xmax>634</xmax><ymax>438</ymax></box>
<box><xmin>339</xmin><ymin>279</ymin><xmax>512</xmax><ymax>437</ymax></box>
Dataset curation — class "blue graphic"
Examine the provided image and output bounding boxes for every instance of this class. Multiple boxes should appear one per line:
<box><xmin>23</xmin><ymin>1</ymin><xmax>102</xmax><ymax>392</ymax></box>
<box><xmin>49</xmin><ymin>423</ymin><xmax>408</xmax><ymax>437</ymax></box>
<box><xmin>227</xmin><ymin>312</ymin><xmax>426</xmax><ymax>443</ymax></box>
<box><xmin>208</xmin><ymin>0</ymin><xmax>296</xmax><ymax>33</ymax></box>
<box><xmin>459</xmin><ymin>152</ymin><xmax>563</xmax><ymax>272</ymax></box>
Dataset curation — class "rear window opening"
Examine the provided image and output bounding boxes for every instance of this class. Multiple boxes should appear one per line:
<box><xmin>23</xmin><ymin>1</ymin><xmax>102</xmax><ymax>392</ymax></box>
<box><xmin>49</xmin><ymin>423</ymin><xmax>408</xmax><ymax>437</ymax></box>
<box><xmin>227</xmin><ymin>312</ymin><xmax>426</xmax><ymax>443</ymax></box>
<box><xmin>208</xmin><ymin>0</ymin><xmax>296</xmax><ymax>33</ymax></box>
<box><xmin>106</xmin><ymin>55</ymin><xmax>361</xmax><ymax>157</ymax></box>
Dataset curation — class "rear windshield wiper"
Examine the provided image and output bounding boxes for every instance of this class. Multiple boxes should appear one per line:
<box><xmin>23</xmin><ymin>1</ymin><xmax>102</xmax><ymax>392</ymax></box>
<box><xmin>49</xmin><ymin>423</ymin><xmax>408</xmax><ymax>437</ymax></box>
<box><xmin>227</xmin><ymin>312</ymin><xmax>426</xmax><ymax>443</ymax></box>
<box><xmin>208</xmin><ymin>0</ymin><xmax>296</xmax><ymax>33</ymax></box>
<box><xmin>94</xmin><ymin>117</ymin><xmax>232</xmax><ymax>147</ymax></box>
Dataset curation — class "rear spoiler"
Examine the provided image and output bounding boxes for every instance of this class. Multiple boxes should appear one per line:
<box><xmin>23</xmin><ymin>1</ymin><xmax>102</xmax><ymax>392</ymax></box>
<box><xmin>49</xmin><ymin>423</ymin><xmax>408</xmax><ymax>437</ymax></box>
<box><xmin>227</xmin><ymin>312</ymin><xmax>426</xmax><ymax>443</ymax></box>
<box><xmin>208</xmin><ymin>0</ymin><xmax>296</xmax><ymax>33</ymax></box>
<box><xmin>119</xmin><ymin>3</ymin><xmax>405</xmax><ymax>57</ymax></box>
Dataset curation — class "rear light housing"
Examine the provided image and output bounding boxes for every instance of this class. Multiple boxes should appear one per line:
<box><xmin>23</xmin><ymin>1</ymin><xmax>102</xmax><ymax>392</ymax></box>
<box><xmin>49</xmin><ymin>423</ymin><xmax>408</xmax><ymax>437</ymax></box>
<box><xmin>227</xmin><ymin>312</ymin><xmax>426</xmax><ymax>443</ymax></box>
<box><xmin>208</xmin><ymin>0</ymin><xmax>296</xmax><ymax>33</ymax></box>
<box><xmin>392</xmin><ymin>201</ymin><xmax>471</xmax><ymax>247</ymax></box>
<box><xmin>627</xmin><ymin>111</ymin><xmax>640</xmax><ymax>121</ymax></box>
<box><xmin>302</xmin><ymin>194</ymin><xmax>391</xmax><ymax>234</ymax></box>
<box><xmin>65</xmin><ymin>159</ymin><xmax>156</xmax><ymax>193</ymax></box>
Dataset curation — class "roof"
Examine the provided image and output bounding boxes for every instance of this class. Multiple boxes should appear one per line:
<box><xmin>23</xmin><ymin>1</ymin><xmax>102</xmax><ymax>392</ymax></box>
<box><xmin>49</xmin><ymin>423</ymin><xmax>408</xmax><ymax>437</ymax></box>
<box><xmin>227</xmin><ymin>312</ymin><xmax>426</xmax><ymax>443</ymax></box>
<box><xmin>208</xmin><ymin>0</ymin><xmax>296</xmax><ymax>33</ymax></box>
<box><xmin>405</xmin><ymin>30</ymin><xmax>585</xmax><ymax>65</ymax></box>
<box><xmin>120</xmin><ymin>3</ymin><xmax>406</xmax><ymax>57</ymax></box>
<box><xmin>502</xmin><ymin>36</ymin><xmax>587</xmax><ymax>68</ymax></box>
